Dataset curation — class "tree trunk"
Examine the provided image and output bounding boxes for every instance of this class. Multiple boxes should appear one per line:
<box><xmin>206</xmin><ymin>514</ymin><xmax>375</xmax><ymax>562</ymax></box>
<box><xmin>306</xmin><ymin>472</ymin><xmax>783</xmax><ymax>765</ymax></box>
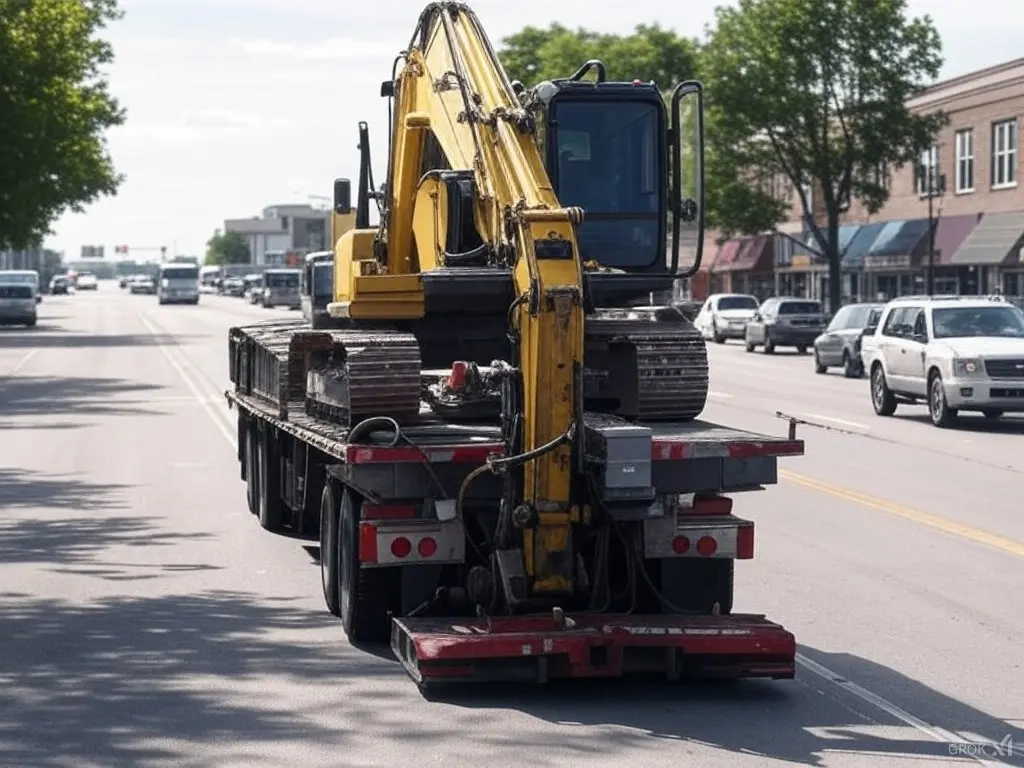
<box><xmin>827</xmin><ymin>216</ymin><xmax>842</xmax><ymax>314</ymax></box>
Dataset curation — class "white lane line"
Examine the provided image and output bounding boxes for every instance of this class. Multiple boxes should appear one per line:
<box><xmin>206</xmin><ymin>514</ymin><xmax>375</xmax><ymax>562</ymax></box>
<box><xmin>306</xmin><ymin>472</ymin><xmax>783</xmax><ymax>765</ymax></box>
<box><xmin>8</xmin><ymin>349</ymin><xmax>37</xmax><ymax>375</ymax></box>
<box><xmin>137</xmin><ymin>313</ymin><xmax>236</xmax><ymax>448</ymax></box>
<box><xmin>799</xmin><ymin>413</ymin><xmax>870</xmax><ymax>430</ymax></box>
<box><xmin>796</xmin><ymin>654</ymin><xmax>1007</xmax><ymax>766</ymax></box>
<box><xmin>707</xmin><ymin>390</ymin><xmax>733</xmax><ymax>399</ymax></box>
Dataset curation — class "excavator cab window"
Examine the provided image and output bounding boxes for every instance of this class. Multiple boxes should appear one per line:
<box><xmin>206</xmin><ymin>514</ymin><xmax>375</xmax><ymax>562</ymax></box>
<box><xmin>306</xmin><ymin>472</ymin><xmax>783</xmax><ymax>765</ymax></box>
<box><xmin>548</xmin><ymin>96</ymin><xmax>665</xmax><ymax>270</ymax></box>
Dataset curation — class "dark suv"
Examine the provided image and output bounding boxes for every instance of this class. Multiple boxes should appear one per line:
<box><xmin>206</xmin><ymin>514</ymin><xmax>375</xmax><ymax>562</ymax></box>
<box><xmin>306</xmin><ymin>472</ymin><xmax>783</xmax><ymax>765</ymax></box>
<box><xmin>745</xmin><ymin>297</ymin><xmax>826</xmax><ymax>354</ymax></box>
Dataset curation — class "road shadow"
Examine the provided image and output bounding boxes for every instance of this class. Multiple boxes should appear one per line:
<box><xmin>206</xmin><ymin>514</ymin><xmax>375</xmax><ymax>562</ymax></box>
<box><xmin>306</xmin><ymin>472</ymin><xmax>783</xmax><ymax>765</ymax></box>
<box><xmin>0</xmin><ymin>469</ymin><xmax>215</xmax><ymax>569</ymax></box>
<box><xmin>895</xmin><ymin>412</ymin><xmax>1024</xmax><ymax>434</ymax></box>
<box><xmin>412</xmin><ymin>647</ymin><xmax>1023</xmax><ymax>765</ymax></box>
<box><xmin>0</xmin><ymin>469</ymin><xmax>127</xmax><ymax>511</ymax></box>
<box><xmin>0</xmin><ymin>590</ymin><xmax>384</xmax><ymax>766</ymax></box>
<box><xmin>0</xmin><ymin>332</ymin><xmax>203</xmax><ymax>349</ymax></box>
<box><xmin>0</xmin><ymin>376</ymin><xmax>168</xmax><ymax>419</ymax></box>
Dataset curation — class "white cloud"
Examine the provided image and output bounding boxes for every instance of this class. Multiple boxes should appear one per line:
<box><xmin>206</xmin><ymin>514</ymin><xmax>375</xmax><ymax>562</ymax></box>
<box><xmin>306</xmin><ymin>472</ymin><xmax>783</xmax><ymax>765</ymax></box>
<box><xmin>228</xmin><ymin>37</ymin><xmax>394</xmax><ymax>61</ymax></box>
<box><xmin>115</xmin><ymin>109</ymin><xmax>294</xmax><ymax>147</ymax></box>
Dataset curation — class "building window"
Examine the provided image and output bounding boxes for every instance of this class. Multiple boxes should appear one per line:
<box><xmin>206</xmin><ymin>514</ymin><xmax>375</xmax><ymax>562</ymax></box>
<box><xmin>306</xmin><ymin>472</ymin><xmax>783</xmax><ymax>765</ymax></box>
<box><xmin>917</xmin><ymin>145</ymin><xmax>938</xmax><ymax>196</ymax></box>
<box><xmin>991</xmin><ymin>118</ymin><xmax>1017</xmax><ymax>188</ymax></box>
<box><xmin>955</xmin><ymin>129</ymin><xmax>974</xmax><ymax>193</ymax></box>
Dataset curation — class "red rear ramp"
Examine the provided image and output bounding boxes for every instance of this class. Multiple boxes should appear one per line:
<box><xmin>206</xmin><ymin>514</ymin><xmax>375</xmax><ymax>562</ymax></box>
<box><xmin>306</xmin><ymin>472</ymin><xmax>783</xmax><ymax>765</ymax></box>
<box><xmin>392</xmin><ymin>612</ymin><xmax>796</xmax><ymax>687</ymax></box>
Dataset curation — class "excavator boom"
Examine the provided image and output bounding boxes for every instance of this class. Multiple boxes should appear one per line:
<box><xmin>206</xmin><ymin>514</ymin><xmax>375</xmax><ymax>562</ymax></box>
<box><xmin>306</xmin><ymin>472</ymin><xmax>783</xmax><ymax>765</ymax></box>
<box><xmin>383</xmin><ymin>2</ymin><xmax>585</xmax><ymax>596</ymax></box>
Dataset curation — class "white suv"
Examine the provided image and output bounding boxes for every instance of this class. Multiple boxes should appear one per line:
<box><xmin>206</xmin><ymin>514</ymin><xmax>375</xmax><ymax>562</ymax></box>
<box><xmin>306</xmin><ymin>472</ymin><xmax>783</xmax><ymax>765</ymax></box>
<box><xmin>862</xmin><ymin>296</ymin><xmax>1024</xmax><ymax>427</ymax></box>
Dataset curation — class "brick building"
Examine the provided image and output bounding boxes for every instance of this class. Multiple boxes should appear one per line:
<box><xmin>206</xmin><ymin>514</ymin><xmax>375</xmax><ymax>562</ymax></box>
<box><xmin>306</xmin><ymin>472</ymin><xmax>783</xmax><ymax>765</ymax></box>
<box><xmin>696</xmin><ymin>56</ymin><xmax>1024</xmax><ymax>306</ymax></box>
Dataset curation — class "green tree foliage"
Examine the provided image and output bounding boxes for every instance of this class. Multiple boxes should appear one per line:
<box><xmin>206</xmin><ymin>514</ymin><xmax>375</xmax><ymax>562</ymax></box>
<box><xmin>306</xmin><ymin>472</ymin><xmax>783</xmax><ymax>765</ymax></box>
<box><xmin>701</xmin><ymin>0</ymin><xmax>946</xmax><ymax>310</ymax></box>
<box><xmin>0</xmin><ymin>0</ymin><xmax>126</xmax><ymax>249</ymax></box>
<box><xmin>499</xmin><ymin>23</ymin><xmax>699</xmax><ymax>88</ymax></box>
<box><xmin>204</xmin><ymin>230</ymin><xmax>250</xmax><ymax>265</ymax></box>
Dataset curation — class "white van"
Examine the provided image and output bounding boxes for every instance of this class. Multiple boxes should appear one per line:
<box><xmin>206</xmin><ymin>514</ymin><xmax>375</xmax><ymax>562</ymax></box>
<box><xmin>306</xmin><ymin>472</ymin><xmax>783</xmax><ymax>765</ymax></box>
<box><xmin>0</xmin><ymin>270</ymin><xmax>41</xmax><ymax>303</ymax></box>
<box><xmin>157</xmin><ymin>263</ymin><xmax>200</xmax><ymax>305</ymax></box>
<box><xmin>0</xmin><ymin>271</ymin><xmax>38</xmax><ymax>327</ymax></box>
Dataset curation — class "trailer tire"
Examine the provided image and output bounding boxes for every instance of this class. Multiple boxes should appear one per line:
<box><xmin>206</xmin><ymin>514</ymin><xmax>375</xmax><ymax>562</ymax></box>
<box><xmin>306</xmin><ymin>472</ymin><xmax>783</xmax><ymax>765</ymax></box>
<box><xmin>238</xmin><ymin>414</ymin><xmax>248</xmax><ymax>482</ymax></box>
<box><xmin>339</xmin><ymin>490</ymin><xmax>396</xmax><ymax>643</ymax></box>
<box><xmin>257</xmin><ymin>429</ymin><xmax>285</xmax><ymax>531</ymax></box>
<box><xmin>320</xmin><ymin>483</ymin><xmax>342</xmax><ymax>617</ymax></box>
<box><xmin>245</xmin><ymin>425</ymin><xmax>259</xmax><ymax>515</ymax></box>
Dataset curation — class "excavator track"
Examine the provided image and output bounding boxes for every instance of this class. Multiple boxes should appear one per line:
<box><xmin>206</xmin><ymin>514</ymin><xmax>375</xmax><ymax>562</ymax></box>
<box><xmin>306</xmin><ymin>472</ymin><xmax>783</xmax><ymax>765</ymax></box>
<box><xmin>584</xmin><ymin>306</ymin><xmax>709</xmax><ymax>422</ymax></box>
<box><xmin>303</xmin><ymin>329</ymin><xmax>422</xmax><ymax>427</ymax></box>
<box><xmin>229</xmin><ymin>321</ymin><xmax>422</xmax><ymax>427</ymax></box>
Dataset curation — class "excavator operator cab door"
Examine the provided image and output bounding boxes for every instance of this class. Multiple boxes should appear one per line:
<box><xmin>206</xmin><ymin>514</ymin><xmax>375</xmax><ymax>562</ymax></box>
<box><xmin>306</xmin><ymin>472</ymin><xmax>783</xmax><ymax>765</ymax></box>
<box><xmin>538</xmin><ymin>78</ymin><xmax>705</xmax><ymax>306</ymax></box>
<box><xmin>543</xmin><ymin>85</ymin><xmax>668</xmax><ymax>276</ymax></box>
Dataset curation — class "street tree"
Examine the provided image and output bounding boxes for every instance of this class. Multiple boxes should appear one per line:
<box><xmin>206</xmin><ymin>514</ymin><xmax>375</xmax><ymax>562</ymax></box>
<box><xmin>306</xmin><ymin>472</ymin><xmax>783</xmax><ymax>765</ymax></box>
<box><xmin>701</xmin><ymin>0</ymin><xmax>946</xmax><ymax>310</ymax></box>
<box><xmin>204</xmin><ymin>230</ymin><xmax>250</xmax><ymax>265</ymax></box>
<box><xmin>499</xmin><ymin>23</ymin><xmax>699</xmax><ymax>88</ymax></box>
<box><xmin>0</xmin><ymin>0</ymin><xmax>126</xmax><ymax>249</ymax></box>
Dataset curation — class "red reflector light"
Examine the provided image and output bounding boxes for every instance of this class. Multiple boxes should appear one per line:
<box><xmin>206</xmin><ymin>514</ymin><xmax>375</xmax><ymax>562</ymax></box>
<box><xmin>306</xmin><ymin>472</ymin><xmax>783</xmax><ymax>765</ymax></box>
<box><xmin>390</xmin><ymin>537</ymin><xmax>412</xmax><ymax>558</ymax></box>
<box><xmin>418</xmin><ymin>537</ymin><xmax>437</xmax><ymax>557</ymax></box>
<box><xmin>696</xmin><ymin>536</ymin><xmax>717</xmax><ymax>556</ymax></box>
<box><xmin>671</xmin><ymin>535</ymin><xmax>690</xmax><ymax>554</ymax></box>
<box><xmin>737</xmin><ymin>523</ymin><xmax>754</xmax><ymax>559</ymax></box>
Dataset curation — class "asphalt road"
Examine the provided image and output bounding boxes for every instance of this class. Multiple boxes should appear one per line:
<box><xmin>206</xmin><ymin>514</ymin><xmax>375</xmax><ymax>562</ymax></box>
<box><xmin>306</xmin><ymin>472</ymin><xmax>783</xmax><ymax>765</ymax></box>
<box><xmin>0</xmin><ymin>284</ymin><xmax>1020</xmax><ymax>767</ymax></box>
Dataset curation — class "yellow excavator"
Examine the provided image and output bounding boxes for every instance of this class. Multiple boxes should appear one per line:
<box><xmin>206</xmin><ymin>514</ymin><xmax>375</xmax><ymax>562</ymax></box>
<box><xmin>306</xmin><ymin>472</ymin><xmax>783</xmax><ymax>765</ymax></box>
<box><xmin>227</xmin><ymin>1</ymin><xmax>803</xmax><ymax>689</ymax></box>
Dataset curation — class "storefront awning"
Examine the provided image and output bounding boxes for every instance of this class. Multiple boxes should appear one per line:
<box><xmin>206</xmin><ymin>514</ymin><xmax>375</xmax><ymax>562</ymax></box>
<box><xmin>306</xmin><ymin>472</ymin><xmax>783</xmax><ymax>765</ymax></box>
<box><xmin>713</xmin><ymin>235</ymin><xmax>773</xmax><ymax>272</ymax></box>
<box><xmin>931</xmin><ymin>213</ymin><xmax>983</xmax><ymax>264</ymax></box>
<box><xmin>948</xmin><ymin>210</ymin><xmax>1024</xmax><ymax>265</ymax></box>
<box><xmin>710</xmin><ymin>239</ymin><xmax>742</xmax><ymax>272</ymax></box>
<box><xmin>841</xmin><ymin>222</ymin><xmax>886</xmax><ymax>267</ymax></box>
<box><xmin>864</xmin><ymin>218</ymin><xmax>930</xmax><ymax>268</ymax></box>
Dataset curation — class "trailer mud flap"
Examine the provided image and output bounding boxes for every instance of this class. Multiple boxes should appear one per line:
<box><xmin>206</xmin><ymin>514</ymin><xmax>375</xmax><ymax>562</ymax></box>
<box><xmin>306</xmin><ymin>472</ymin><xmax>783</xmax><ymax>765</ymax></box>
<box><xmin>391</xmin><ymin>613</ymin><xmax>795</xmax><ymax>687</ymax></box>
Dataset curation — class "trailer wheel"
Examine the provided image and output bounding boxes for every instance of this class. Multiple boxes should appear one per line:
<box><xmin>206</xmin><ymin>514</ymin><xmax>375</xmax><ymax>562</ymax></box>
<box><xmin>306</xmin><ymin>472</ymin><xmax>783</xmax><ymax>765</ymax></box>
<box><xmin>238</xmin><ymin>414</ymin><xmax>248</xmax><ymax>482</ymax></box>
<box><xmin>257</xmin><ymin>429</ymin><xmax>285</xmax><ymax>531</ymax></box>
<box><xmin>320</xmin><ymin>482</ymin><xmax>341</xmax><ymax>616</ymax></box>
<box><xmin>245</xmin><ymin>425</ymin><xmax>259</xmax><ymax>515</ymax></box>
<box><xmin>338</xmin><ymin>490</ymin><xmax>397</xmax><ymax>643</ymax></box>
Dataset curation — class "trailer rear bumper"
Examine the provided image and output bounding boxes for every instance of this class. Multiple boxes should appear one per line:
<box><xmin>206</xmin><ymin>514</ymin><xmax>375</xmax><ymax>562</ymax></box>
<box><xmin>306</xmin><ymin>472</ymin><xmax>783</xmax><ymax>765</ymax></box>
<box><xmin>391</xmin><ymin>612</ymin><xmax>795</xmax><ymax>686</ymax></box>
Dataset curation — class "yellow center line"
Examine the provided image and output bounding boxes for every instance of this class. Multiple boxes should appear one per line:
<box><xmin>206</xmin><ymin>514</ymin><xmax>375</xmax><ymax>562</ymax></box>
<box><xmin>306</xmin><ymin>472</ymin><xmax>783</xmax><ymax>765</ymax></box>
<box><xmin>779</xmin><ymin>468</ymin><xmax>1024</xmax><ymax>559</ymax></box>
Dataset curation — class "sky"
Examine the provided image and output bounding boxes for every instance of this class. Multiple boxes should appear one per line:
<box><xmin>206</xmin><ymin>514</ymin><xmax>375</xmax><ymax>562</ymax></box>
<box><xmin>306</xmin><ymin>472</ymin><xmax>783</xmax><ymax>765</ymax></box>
<box><xmin>46</xmin><ymin>0</ymin><xmax>1024</xmax><ymax>259</ymax></box>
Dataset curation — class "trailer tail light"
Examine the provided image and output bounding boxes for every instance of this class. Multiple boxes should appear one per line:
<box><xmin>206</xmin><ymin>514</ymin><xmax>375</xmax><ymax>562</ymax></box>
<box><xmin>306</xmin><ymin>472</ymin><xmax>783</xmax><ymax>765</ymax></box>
<box><xmin>736</xmin><ymin>522</ymin><xmax>754</xmax><ymax>559</ymax></box>
<box><xmin>696</xmin><ymin>536</ymin><xmax>717</xmax><ymax>557</ymax></box>
<box><xmin>643</xmin><ymin>514</ymin><xmax>754</xmax><ymax>561</ymax></box>
<box><xmin>359</xmin><ymin>520</ymin><xmax>466</xmax><ymax>567</ymax></box>
<box><xmin>418</xmin><ymin>537</ymin><xmax>437</xmax><ymax>557</ymax></box>
<box><xmin>390</xmin><ymin>537</ymin><xmax>412</xmax><ymax>558</ymax></box>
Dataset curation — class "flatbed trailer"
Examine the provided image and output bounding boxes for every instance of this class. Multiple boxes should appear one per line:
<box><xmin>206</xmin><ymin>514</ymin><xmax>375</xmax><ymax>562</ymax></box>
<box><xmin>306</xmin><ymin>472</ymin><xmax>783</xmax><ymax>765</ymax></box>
<box><xmin>225</xmin><ymin>319</ymin><xmax>805</xmax><ymax>687</ymax></box>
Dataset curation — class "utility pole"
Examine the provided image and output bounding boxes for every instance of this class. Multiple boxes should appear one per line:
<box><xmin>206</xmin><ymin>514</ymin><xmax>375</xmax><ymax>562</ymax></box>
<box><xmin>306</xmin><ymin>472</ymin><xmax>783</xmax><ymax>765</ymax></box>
<box><xmin>919</xmin><ymin>156</ymin><xmax>946</xmax><ymax>296</ymax></box>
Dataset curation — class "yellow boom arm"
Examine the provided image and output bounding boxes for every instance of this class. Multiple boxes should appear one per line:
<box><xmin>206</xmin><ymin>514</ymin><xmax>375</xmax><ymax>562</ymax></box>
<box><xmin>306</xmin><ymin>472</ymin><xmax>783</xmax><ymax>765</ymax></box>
<box><xmin>384</xmin><ymin>2</ymin><xmax>584</xmax><ymax>596</ymax></box>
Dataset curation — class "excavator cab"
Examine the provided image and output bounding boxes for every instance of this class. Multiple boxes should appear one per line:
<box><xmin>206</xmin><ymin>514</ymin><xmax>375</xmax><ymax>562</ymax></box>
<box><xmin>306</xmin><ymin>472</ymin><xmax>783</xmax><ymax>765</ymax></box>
<box><xmin>517</xmin><ymin>61</ymin><xmax>705</xmax><ymax>306</ymax></box>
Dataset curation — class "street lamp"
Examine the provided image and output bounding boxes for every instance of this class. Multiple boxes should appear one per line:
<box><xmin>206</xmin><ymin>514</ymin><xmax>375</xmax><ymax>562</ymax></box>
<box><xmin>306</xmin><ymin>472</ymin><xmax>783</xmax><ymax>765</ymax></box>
<box><xmin>918</xmin><ymin>157</ymin><xmax>946</xmax><ymax>295</ymax></box>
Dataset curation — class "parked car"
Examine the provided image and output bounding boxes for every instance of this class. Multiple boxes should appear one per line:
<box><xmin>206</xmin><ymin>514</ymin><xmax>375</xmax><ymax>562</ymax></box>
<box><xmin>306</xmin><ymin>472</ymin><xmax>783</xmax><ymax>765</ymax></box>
<box><xmin>745</xmin><ymin>297</ymin><xmax>826</xmax><ymax>354</ymax></box>
<box><xmin>694</xmin><ymin>293</ymin><xmax>760</xmax><ymax>343</ymax></box>
<box><xmin>812</xmin><ymin>302</ymin><xmax>884</xmax><ymax>377</ymax></box>
<box><xmin>862</xmin><ymin>296</ymin><xmax>1024</xmax><ymax>427</ymax></box>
